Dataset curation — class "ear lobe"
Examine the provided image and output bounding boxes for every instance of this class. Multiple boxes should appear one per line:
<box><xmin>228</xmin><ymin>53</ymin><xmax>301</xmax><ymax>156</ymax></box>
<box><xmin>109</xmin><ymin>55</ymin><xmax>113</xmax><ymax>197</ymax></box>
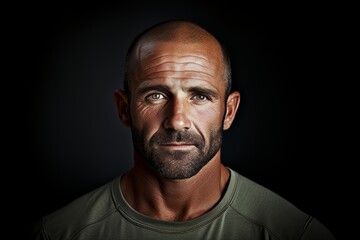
<box><xmin>223</xmin><ymin>91</ymin><xmax>240</xmax><ymax>130</ymax></box>
<box><xmin>114</xmin><ymin>89</ymin><xmax>131</xmax><ymax>127</ymax></box>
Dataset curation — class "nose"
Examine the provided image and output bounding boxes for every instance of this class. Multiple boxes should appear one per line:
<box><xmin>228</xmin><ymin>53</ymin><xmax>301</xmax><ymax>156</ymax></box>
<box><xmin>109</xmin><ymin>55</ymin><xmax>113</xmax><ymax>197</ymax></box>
<box><xmin>163</xmin><ymin>98</ymin><xmax>191</xmax><ymax>131</ymax></box>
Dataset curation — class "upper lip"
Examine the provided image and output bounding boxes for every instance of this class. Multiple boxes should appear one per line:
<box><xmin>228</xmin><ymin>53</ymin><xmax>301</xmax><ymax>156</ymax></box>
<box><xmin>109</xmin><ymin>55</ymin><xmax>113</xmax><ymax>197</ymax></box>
<box><xmin>160</xmin><ymin>142</ymin><xmax>194</xmax><ymax>146</ymax></box>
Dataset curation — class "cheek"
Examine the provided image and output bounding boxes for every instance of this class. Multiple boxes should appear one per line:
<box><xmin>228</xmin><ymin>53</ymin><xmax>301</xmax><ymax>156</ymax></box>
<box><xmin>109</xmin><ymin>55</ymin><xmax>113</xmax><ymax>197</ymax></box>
<box><xmin>130</xmin><ymin>102</ymin><xmax>164</xmax><ymax>134</ymax></box>
<box><xmin>191</xmin><ymin>104</ymin><xmax>224</xmax><ymax>130</ymax></box>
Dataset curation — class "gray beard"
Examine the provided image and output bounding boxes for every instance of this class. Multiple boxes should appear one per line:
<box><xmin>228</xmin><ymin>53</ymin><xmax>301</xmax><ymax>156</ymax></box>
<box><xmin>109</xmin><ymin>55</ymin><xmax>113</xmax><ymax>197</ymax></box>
<box><xmin>131</xmin><ymin>127</ymin><xmax>223</xmax><ymax>179</ymax></box>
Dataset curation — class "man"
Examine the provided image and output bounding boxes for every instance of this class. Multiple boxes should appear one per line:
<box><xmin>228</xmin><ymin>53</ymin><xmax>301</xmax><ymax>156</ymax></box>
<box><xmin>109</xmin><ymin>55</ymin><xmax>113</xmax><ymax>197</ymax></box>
<box><xmin>33</xmin><ymin>20</ymin><xmax>335</xmax><ymax>239</ymax></box>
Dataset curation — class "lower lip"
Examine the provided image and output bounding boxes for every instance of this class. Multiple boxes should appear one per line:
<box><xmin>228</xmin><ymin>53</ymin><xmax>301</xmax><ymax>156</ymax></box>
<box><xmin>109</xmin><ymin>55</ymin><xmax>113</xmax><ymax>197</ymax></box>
<box><xmin>160</xmin><ymin>145</ymin><xmax>195</xmax><ymax>150</ymax></box>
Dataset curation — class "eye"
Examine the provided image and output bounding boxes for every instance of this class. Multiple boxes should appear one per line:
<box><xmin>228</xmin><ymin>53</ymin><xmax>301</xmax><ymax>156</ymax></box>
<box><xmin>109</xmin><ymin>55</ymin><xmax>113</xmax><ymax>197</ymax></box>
<box><xmin>146</xmin><ymin>93</ymin><xmax>166</xmax><ymax>101</ymax></box>
<box><xmin>192</xmin><ymin>95</ymin><xmax>209</xmax><ymax>101</ymax></box>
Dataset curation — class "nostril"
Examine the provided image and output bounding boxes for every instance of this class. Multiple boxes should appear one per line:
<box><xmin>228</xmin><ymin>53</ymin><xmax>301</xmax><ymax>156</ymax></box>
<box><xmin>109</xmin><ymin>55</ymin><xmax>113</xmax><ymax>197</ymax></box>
<box><xmin>163</xmin><ymin>113</ymin><xmax>191</xmax><ymax>131</ymax></box>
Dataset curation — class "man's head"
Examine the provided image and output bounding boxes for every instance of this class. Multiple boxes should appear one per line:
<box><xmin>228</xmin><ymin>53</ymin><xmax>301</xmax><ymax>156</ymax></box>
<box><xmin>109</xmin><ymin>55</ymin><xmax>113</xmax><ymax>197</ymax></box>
<box><xmin>115</xmin><ymin>20</ymin><xmax>240</xmax><ymax>179</ymax></box>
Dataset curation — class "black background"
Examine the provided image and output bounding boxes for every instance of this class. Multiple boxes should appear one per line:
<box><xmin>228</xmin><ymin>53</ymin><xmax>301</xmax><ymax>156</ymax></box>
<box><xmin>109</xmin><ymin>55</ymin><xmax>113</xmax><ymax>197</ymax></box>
<box><xmin>16</xmin><ymin>2</ymin><xmax>347</xmax><ymax>239</ymax></box>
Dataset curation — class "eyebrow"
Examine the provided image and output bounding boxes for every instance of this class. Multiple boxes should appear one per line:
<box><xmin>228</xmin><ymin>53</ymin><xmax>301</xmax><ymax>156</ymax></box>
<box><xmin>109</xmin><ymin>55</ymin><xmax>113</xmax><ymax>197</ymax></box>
<box><xmin>136</xmin><ymin>84</ymin><xmax>219</xmax><ymax>99</ymax></box>
<box><xmin>137</xmin><ymin>85</ymin><xmax>171</xmax><ymax>96</ymax></box>
<box><xmin>187</xmin><ymin>86</ymin><xmax>219</xmax><ymax>99</ymax></box>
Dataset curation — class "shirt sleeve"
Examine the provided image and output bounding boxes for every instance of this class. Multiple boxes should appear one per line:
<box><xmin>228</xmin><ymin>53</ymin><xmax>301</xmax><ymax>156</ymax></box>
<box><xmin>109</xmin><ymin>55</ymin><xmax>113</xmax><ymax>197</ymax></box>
<box><xmin>30</xmin><ymin>218</ymin><xmax>49</xmax><ymax>240</ymax></box>
<box><xmin>300</xmin><ymin>217</ymin><xmax>336</xmax><ymax>240</ymax></box>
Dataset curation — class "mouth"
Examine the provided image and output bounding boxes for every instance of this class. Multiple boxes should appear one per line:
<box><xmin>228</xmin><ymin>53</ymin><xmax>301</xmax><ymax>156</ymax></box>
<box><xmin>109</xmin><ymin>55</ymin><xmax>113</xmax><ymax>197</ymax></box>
<box><xmin>159</xmin><ymin>142</ymin><xmax>195</xmax><ymax>149</ymax></box>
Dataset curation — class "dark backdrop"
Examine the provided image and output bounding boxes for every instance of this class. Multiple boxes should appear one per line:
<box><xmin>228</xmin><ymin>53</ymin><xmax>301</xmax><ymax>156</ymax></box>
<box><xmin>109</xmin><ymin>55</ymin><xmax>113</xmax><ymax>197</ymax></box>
<box><xmin>21</xmin><ymin>3</ymin><xmax>344</xmax><ymax>238</ymax></box>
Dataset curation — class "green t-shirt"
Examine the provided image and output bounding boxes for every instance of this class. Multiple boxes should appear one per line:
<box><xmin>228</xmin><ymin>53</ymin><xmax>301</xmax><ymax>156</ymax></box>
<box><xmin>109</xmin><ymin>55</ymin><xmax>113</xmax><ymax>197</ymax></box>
<box><xmin>33</xmin><ymin>169</ymin><xmax>335</xmax><ymax>239</ymax></box>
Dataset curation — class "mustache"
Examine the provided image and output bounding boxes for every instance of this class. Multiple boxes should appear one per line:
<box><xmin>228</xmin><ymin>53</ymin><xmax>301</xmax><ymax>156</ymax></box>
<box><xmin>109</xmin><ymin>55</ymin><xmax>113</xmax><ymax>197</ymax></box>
<box><xmin>150</xmin><ymin>130</ymin><xmax>204</xmax><ymax>147</ymax></box>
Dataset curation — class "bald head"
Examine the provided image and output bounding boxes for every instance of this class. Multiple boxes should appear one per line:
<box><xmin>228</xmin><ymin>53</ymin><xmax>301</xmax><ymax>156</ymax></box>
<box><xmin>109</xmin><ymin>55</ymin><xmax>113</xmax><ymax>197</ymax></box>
<box><xmin>124</xmin><ymin>20</ymin><xmax>232</xmax><ymax>97</ymax></box>
<box><xmin>135</xmin><ymin>20</ymin><xmax>215</xmax><ymax>43</ymax></box>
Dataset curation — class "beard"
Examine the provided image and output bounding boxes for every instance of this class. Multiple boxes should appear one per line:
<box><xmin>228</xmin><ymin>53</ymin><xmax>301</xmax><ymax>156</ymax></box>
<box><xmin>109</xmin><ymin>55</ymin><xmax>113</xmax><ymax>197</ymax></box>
<box><xmin>131</xmin><ymin>125</ymin><xmax>223</xmax><ymax>180</ymax></box>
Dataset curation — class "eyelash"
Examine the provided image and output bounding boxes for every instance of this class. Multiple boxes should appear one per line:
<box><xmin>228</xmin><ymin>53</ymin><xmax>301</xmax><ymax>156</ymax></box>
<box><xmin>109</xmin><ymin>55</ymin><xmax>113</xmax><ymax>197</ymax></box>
<box><xmin>145</xmin><ymin>93</ymin><xmax>167</xmax><ymax>101</ymax></box>
<box><xmin>191</xmin><ymin>95</ymin><xmax>211</xmax><ymax>101</ymax></box>
<box><xmin>145</xmin><ymin>93</ymin><xmax>212</xmax><ymax>103</ymax></box>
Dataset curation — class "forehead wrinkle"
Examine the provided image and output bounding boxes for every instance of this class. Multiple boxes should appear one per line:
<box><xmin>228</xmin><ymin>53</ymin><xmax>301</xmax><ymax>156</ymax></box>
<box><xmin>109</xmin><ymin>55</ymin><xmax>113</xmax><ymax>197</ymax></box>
<box><xmin>143</xmin><ymin>70</ymin><xmax>216</xmax><ymax>82</ymax></box>
<box><xmin>144</xmin><ymin>54</ymin><xmax>210</xmax><ymax>63</ymax></box>
<box><xmin>143</xmin><ymin>63</ymin><xmax>216</xmax><ymax>79</ymax></box>
<box><xmin>137</xmin><ymin>77</ymin><xmax>219</xmax><ymax>91</ymax></box>
<box><xmin>143</xmin><ymin>54</ymin><xmax>217</xmax><ymax>69</ymax></box>
<box><xmin>140</xmin><ymin>77</ymin><xmax>217</xmax><ymax>82</ymax></box>
<box><xmin>141</xmin><ymin>54</ymin><xmax>219</xmax><ymax>81</ymax></box>
<box><xmin>144</xmin><ymin>61</ymin><xmax>215</xmax><ymax>72</ymax></box>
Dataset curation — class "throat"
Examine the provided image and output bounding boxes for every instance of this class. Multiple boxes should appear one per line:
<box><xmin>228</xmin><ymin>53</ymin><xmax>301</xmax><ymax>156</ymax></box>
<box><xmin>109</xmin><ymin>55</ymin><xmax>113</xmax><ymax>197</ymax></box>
<box><xmin>120</xmin><ymin>158</ymin><xmax>230</xmax><ymax>222</ymax></box>
<box><xmin>149</xmin><ymin>205</ymin><xmax>211</xmax><ymax>222</ymax></box>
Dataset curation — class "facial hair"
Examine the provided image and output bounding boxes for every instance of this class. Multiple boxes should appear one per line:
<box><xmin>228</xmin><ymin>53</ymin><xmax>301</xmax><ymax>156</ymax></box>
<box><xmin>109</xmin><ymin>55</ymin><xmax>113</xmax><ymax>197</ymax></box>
<box><xmin>131</xmin><ymin>126</ymin><xmax>223</xmax><ymax>179</ymax></box>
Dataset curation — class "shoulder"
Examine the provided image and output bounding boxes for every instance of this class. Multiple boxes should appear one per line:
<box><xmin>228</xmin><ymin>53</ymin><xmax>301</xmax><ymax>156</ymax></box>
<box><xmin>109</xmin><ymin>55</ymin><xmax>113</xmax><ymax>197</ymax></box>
<box><xmin>228</xmin><ymin>169</ymin><xmax>335</xmax><ymax>239</ymax></box>
<box><xmin>39</xmin><ymin>178</ymin><xmax>119</xmax><ymax>240</ymax></box>
<box><xmin>230</xmin><ymin>171</ymin><xmax>308</xmax><ymax>226</ymax></box>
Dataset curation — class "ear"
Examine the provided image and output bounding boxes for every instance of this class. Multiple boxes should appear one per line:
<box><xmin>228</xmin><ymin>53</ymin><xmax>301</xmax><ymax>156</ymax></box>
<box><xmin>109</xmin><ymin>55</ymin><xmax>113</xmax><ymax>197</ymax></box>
<box><xmin>223</xmin><ymin>91</ymin><xmax>240</xmax><ymax>130</ymax></box>
<box><xmin>114</xmin><ymin>89</ymin><xmax>131</xmax><ymax>127</ymax></box>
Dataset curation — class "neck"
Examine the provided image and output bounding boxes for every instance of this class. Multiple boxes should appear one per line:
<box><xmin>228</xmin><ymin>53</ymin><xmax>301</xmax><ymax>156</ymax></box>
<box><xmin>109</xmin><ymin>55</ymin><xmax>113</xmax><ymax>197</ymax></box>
<box><xmin>120</xmin><ymin>151</ymin><xmax>230</xmax><ymax>222</ymax></box>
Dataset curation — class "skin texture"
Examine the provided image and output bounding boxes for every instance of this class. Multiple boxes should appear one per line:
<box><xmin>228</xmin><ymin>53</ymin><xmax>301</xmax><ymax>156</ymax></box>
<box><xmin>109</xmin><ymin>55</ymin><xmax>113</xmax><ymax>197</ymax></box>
<box><xmin>115</xmin><ymin>21</ymin><xmax>240</xmax><ymax>221</ymax></box>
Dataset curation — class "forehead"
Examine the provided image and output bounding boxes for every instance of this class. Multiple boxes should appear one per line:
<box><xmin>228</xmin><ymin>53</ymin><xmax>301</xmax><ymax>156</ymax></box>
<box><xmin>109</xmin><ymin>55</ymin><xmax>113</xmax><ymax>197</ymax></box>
<box><xmin>140</xmin><ymin>38</ymin><xmax>221</xmax><ymax>57</ymax></box>
<box><xmin>131</xmin><ymin>40</ymin><xmax>225</xmax><ymax>90</ymax></box>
